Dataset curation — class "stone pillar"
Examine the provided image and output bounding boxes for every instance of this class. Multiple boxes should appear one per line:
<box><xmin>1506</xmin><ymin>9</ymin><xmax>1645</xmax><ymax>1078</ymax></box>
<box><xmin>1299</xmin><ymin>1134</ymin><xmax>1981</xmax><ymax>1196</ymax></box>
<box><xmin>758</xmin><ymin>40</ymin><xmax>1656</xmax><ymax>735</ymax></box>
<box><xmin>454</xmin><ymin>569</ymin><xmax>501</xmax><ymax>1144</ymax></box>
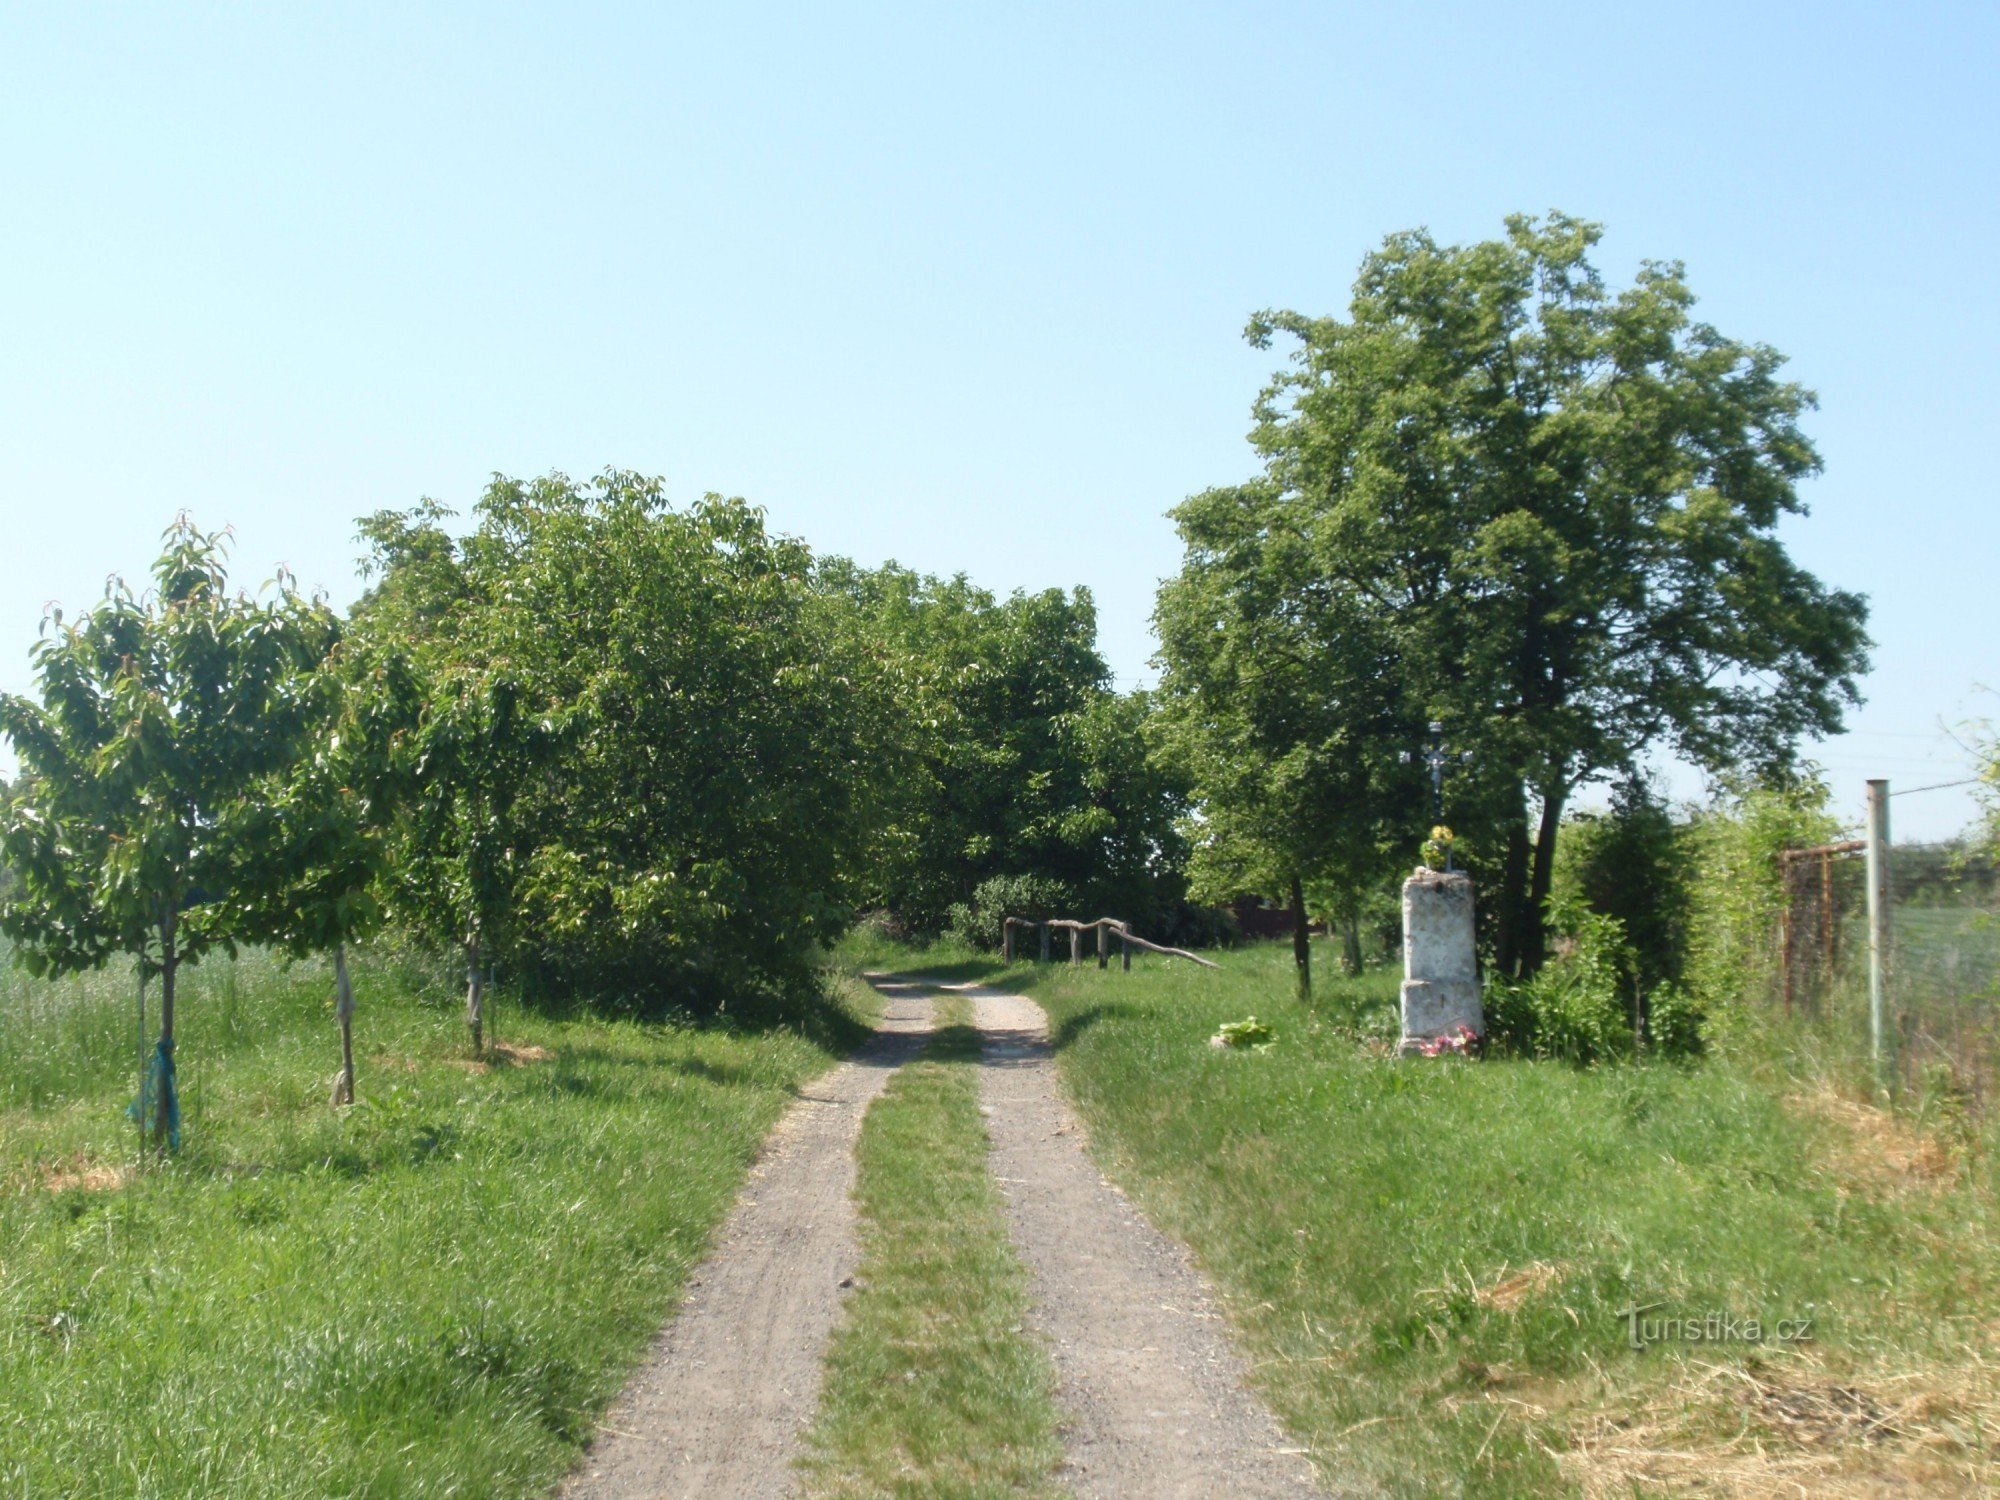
<box><xmin>1399</xmin><ymin>867</ymin><xmax>1482</xmax><ymax>1054</ymax></box>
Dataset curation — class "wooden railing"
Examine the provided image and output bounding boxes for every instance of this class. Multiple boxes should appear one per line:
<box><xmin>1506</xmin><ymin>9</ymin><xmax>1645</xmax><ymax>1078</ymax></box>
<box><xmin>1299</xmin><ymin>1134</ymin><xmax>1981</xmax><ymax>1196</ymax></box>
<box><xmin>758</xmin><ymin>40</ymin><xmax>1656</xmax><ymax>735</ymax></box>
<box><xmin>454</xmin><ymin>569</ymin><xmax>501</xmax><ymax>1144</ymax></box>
<box><xmin>1001</xmin><ymin>916</ymin><xmax>1220</xmax><ymax>970</ymax></box>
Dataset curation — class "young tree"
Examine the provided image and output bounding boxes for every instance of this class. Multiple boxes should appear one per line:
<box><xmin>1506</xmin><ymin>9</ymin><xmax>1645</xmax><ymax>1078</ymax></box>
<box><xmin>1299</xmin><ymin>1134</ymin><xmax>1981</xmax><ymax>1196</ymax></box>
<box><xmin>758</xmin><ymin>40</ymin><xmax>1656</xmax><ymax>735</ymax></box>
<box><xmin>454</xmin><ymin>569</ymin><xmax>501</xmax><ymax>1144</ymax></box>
<box><xmin>0</xmin><ymin>519</ymin><xmax>337</xmax><ymax>1147</ymax></box>
<box><xmin>234</xmin><ymin>640</ymin><xmax>419</xmax><ymax>1102</ymax></box>
<box><xmin>1173</xmin><ymin>212</ymin><xmax>1869</xmax><ymax>976</ymax></box>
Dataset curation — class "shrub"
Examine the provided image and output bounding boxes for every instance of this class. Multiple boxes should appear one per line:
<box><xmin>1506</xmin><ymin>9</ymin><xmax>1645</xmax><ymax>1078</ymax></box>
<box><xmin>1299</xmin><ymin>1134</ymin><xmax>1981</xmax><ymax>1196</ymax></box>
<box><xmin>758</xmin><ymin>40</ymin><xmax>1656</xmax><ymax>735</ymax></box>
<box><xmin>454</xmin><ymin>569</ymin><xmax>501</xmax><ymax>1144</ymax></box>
<box><xmin>1487</xmin><ymin>897</ymin><xmax>1637</xmax><ymax>1064</ymax></box>
<box><xmin>1555</xmin><ymin>779</ymin><xmax>1693</xmax><ymax>998</ymax></box>
<box><xmin>1646</xmin><ymin>981</ymin><xmax>1705</xmax><ymax>1057</ymax></box>
<box><xmin>945</xmin><ymin>874</ymin><xmax>1077</xmax><ymax>951</ymax></box>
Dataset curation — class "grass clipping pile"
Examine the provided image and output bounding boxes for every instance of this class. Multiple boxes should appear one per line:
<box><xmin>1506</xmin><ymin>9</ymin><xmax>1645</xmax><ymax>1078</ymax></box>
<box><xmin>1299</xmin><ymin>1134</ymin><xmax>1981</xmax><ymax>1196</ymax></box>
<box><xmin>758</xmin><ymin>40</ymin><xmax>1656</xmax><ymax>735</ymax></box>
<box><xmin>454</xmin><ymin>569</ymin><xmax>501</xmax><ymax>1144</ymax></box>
<box><xmin>1560</xmin><ymin>1090</ymin><xmax>1992</xmax><ymax>1496</ymax></box>
<box><xmin>1559</xmin><ymin>1359</ymin><xmax>1998</xmax><ymax>1497</ymax></box>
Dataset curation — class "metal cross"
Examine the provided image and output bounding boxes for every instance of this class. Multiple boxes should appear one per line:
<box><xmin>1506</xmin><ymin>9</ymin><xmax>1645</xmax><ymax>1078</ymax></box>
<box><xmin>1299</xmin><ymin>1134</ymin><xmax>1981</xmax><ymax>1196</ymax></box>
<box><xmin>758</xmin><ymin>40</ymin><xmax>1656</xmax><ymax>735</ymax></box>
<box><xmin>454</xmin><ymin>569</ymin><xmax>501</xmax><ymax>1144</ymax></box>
<box><xmin>1400</xmin><ymin>720</ymin><xmax>1474</xmax><ymax>863</ymax></box>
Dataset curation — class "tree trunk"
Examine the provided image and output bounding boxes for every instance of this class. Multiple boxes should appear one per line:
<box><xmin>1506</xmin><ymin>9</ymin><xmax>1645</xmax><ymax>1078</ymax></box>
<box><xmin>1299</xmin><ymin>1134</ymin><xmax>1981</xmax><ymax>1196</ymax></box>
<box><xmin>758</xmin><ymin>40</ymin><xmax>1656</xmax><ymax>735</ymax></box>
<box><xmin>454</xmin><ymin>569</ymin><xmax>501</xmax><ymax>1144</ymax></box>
<box><xmin>1341</xmin><ymin>911</ymin><xmax>1364</xmax><ymax>978</ymax></box>
<box><xmin>1290</xmin><ymin>873</ymin><xmax>1311</xmax><ymax>1002</ymax></box>
<box><xmin>466</xmin><ymin>932</ymin><xmax>485</xmax><ymax>1053</ymax></box>
<box><xmin>332</xmin><ymin>943</ymin><xmax>357</xmax><ymax>1106</ymax></box>
<box><xmin>1522</xmin><ymin>786</ymin><xmax>1567</xmax><ymax>978</ymax></box>
<box><xmin>155</xmin><ymin>909</ymin><xmax>178</xmax><ymax>1154</ymax></box>
<box><xmin>1494</xmin><ymin>791</ymin><xmax>1533</xmax><ymax>978</ymax></box>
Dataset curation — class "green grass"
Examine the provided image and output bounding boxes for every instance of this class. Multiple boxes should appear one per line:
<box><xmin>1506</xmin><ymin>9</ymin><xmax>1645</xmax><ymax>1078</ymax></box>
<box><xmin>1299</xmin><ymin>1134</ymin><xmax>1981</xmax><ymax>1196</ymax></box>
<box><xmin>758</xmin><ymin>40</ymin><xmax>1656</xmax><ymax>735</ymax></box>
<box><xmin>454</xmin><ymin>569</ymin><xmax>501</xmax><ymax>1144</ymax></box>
<box><xmin>799</xmin><ymin>992</ymin><xmax>1062</xmax><ymax>1498</ymax></box>
<box><xmin>854</xmin><ymin>938</ymin><xmax>2000</xmax><ymax>1496</ymax></box>
<box><xmin>0</xmin><ymin>942</ymin><xmax>867</xmax><ymax>1497</ymax></box>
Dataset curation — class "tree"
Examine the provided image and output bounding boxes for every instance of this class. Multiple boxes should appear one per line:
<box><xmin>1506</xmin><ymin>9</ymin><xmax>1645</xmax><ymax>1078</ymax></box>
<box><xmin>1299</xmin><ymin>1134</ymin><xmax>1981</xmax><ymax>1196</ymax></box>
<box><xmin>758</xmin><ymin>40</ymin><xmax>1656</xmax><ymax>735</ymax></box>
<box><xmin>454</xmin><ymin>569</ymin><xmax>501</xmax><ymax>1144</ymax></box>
<box><xmin>359</xmin><ymin>472</ymin><xmax>879</xmax><ymax>1007</ymax></box>
<box><xmin>1153</xmin><ymin>482</ymin><xmax>1411</xmax><ymax>998</ymax></box>
<box><xmin>0</xmin><ymin>519</ymin><xmax>337</xmax><ymax>1147</ymax></box>
<box><xmin>1175</xmin><ymin>212</ymin><xmax>1869</xmax><ymax>976</ymax></box>
<box><xmin>354</xmin><ymin>499</ymin><xmax>551</xmax><ymax>1050</ymax></box>
<box><xmin>816</xmin><ymin>561</ymin><xmax>1187</xmax><ymax>934</ymax></box>
<box><xmin>235</xmin><ymin>639</ymin><xmax>419</xmax><ymax>1102</ymax></box>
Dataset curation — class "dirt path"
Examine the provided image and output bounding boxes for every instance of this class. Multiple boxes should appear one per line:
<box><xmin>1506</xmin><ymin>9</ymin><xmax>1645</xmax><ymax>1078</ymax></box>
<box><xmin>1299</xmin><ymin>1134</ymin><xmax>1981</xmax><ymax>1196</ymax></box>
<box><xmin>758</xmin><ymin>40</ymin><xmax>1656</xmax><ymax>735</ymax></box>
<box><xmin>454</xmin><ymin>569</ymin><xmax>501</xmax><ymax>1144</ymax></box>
<box><xmin>953</xmin><ymin>981</ymin><xmax>1325</xmax><ymax>1498</ymax></box>
<box><xmin>563</xmin><ymin>983</ymin><xmax>934</xmax><ymax>1500</ymax></box>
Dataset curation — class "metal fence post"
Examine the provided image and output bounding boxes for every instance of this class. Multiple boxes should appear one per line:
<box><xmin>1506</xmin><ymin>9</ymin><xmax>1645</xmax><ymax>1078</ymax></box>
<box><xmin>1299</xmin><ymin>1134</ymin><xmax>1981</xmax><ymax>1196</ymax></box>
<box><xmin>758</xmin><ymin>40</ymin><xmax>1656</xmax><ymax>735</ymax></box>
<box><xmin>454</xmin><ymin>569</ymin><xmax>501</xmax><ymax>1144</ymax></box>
<box><xmin>1865</xmin><ymin>778</ymin><xmax>1893</xmax><ymax>1090</ymax></box>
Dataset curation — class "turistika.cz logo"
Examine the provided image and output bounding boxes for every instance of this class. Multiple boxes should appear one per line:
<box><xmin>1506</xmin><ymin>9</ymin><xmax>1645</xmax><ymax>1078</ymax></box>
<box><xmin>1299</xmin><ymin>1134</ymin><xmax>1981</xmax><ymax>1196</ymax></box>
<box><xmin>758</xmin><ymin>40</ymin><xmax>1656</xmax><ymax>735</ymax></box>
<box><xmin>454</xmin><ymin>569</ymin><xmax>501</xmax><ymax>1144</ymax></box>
<box><xmin>1616</xmin><ymin>1304</ymin><xmax>1815</xmax><ymax>1351</ymax></box>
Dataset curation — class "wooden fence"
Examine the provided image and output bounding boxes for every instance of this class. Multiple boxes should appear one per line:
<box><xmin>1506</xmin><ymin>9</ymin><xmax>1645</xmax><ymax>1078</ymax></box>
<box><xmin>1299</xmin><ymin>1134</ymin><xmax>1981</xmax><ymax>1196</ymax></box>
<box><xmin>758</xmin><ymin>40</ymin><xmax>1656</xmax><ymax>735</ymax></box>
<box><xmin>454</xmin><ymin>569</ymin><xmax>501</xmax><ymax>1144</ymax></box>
<box><xmin>1001</xmin><ymin>916</ymin><xmax>1220</xmax><ymax>970</ymax></box>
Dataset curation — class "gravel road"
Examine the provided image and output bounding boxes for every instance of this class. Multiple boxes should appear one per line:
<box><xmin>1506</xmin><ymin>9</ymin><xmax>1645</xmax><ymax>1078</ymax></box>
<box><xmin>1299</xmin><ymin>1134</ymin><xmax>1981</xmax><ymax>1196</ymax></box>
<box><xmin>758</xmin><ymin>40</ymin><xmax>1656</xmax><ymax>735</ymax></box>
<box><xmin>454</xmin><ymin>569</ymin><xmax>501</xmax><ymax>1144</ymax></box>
<box><xmin>562</xmin><ymin>983</ymin><xmax>934</xmax><ymax>1500</ymax></box>
<box><xmin>957</xmin><ymin>981</ymin><xmax>1325</xmax><ymax>1498</ymax></box>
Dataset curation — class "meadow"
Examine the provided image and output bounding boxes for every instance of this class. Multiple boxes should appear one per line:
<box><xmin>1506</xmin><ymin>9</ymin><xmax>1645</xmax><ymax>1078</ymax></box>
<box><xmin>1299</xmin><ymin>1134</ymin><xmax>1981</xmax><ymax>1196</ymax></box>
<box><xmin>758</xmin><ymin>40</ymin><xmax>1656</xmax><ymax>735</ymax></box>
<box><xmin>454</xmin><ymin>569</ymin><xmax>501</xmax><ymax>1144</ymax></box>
<box><xmin>843</xmin><ymin>932</ymin><xmax>2000</xmax><ymax>1496</ymax></box>
<box><xmin>0</xmin><ymin>943</ymin><xmax>865</xmax><ymax>1497</ymax></box>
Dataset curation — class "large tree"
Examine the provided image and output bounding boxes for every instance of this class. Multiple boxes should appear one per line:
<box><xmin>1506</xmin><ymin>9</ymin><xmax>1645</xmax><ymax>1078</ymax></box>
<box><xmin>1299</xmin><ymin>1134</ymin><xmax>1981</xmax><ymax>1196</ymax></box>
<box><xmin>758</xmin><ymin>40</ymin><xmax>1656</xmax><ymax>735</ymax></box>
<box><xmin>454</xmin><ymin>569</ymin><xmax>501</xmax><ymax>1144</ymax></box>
<box><xmin>817</xmin><ymin>561</ymin><xmax>1182</xmax><ymax>933</ymax></box>
<box><xmin>358</xmin><ymin>472</ymin><xmax>879</xmax><ymax>1005</ymax></box>
<box><xmin>1163</xmin><ymin>212</ymin><xmax>1869</xmax><ymax>975</ymax></box>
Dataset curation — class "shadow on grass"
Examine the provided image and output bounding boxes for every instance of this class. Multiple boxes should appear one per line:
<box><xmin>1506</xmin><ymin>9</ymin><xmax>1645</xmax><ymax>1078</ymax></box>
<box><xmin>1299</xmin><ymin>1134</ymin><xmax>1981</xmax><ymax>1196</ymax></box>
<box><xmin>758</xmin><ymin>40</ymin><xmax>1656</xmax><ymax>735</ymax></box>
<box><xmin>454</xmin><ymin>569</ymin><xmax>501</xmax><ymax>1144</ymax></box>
<box><xmin>1050</xmin><ymin>1002</ymin><xmax>1136</xmax><ymax>1052</ymax></box>
<box><xmin>861</xmin><ymin>958</ymin><xmax>1015</xmax><ymax>986</ymax></box>
<box><xmin>517</xmin><ymin>969</ymin><xmax>875</xmax><ymax>1058</ymax></box>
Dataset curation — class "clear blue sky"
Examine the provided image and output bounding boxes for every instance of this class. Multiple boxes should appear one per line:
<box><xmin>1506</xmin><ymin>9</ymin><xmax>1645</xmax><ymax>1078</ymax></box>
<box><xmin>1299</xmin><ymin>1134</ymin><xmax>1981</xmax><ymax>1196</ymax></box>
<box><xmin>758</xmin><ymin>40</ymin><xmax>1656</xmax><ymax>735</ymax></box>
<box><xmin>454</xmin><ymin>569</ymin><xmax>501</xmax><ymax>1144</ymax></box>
<box><xmin>3</xmin><ymin>3</ymin><xmax>1994</xmax><ymax>838</ymax></box>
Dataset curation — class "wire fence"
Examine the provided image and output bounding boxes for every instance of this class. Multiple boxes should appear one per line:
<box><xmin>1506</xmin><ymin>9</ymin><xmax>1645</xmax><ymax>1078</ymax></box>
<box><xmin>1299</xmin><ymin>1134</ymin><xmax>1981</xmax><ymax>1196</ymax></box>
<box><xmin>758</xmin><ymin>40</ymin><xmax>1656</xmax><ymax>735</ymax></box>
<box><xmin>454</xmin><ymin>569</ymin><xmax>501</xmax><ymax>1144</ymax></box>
<box><xmin>1778</xmin><ymin>800</ymin><xmax>1999</xmax><ymax>1111</ymax></box>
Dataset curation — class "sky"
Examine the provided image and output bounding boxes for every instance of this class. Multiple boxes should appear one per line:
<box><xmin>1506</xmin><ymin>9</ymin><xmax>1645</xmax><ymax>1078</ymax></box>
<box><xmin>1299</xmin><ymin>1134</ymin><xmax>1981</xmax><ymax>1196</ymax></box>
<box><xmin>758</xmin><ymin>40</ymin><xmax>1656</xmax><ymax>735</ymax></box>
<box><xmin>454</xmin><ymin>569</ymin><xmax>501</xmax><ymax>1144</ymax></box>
<box><xmin>2</xmin><ymin>2</ymin><xmax>1994</xmax><ymax>839</ymax></box>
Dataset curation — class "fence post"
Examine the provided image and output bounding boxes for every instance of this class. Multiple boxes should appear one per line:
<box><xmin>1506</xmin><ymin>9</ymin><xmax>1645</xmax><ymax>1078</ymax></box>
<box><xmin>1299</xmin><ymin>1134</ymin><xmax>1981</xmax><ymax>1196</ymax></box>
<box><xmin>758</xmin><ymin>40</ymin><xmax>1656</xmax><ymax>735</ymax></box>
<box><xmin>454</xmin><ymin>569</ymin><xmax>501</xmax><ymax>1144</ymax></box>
<box><xmin>1002</xmin><ymin>919</ymin><xmax>1014</xmax><ymax>963</ymax></box>
<box><xmin>1121</xmin><ymin>921</ymin><xmax>1131</xmax><ymax>971</ymax></box>
<box><xmin>1097</xmin><ymin>921</ymin><xmax>1109</xmax><ymax>969</ymax></box>
<box><xmin>1069</xmin><ymin>925</ymin><xmax>1082</xmax><ymax>965</ymax></box>
<box><xmin>1865</xmin><ymin>778</ymin><xmax>1893</xmax><ymax>1091</ymax></box>
<box><xmin>1038</xmin><ymin>922</ymin><xmax>1051</xmax><ymax>963</ymax></box>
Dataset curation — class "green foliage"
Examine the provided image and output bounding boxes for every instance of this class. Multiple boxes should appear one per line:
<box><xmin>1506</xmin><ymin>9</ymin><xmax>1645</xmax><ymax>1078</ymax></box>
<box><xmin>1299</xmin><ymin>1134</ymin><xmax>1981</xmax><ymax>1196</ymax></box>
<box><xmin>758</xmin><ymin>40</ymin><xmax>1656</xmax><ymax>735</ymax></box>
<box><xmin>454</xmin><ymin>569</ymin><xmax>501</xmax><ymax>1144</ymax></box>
<box><xmin>357</xmin><ymin>474</ymin><xmax>878</xmax><ymax>1003</ymax></box>
<box><xmin>945</xmin><ymin>873</ymin><xmax>1076</xmax><ymax>951</ymax></box>
<box><xmin>1680</xmin><ymin>772</ymin><xmax>1841</xmax><ymax>1027</ymax></box>
<box><xmin>1486</xmin><ymin>895</ymin><xmax>1639</xmax><ymax>1063</ymax></box>
<box><xmin>1555</xmin><ymin>777</ymin><xmax>1697</xmax><ymax>1007</ymax></box>
<box><xmin>816</xmin><ymin>560</ymin><xmax>1187</xmax><ymax>934</ymax></box>
<box><xmin>1646</xmin><ymin>980</ymin><xmax>1705</xmax><ymax>1056</ymax></box>
<box><xmin>0</xmin><ymin>519</ymin><xmax>338</xmax><ymax>1143</ymax></box>
<box><xmin>1209</xmin><ymin>1014</ymin><xmax>1276</xmax><ymax>1050</ymax></box>
<box><xmin>1167</xmin><ymin>211</ymin><xmax>1869</xmax><ymax>977</ymax></box>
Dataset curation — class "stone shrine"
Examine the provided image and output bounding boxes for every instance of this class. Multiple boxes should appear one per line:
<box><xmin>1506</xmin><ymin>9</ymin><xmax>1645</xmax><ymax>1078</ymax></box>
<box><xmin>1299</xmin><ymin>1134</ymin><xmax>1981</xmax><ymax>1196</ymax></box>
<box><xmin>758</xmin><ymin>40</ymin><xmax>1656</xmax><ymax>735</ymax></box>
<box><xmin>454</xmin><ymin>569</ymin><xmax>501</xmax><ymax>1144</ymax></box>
<box><xmin>1399</xmin><ymin>866</ymin><xmax>1482</xmax><ymax>1053</ymax></box>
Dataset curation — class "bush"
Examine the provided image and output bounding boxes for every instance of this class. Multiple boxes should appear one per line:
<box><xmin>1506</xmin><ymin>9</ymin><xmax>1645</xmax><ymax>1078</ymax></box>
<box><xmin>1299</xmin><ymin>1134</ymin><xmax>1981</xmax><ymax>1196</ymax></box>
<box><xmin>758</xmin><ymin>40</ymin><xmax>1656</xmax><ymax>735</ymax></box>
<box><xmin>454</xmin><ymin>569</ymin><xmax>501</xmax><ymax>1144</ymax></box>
<box><xmin>1489</xmin><ymin>895</ymin><xmax>1709</xmax><ymax>1062</ymax></box>
<box><xmin>1646</xmin><ymin>981</ymin><xmax>1706</xmax><ymax>1057</ymax></box>
<box><xmin>945</xmin><ymin>874</ymin><xmax>1077</xmax><ymax>951</ymax></box>
<box><xmin>1487</xmin><ymin>897</ymin><xmax>1637</xmax><ymax>1064</ymax></box>
<box><xmin>1556</xmin><ymin>779</ymin><xmax>1693</xmax><ymax>997</ymax></box>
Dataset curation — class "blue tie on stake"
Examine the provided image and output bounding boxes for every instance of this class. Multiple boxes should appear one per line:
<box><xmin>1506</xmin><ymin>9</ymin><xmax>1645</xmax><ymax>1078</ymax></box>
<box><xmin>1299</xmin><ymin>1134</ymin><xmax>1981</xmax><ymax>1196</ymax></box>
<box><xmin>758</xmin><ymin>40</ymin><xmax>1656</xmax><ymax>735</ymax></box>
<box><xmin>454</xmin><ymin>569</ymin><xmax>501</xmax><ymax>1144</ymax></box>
<box><xmin>126</xmin><ymin>1039</ymin><xmax>180</xmax><ymax>1152</ymax></box>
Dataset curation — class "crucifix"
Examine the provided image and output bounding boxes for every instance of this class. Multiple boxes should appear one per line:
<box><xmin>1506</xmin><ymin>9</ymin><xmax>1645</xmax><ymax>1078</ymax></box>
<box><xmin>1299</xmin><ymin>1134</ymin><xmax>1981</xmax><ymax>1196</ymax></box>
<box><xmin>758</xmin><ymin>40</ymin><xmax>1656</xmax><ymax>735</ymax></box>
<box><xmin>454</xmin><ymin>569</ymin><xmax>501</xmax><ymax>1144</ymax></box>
<box><xmin>1400</xmin><ymin>720</ymin><xmax>1473</xmax><ymax>867</ymax></box>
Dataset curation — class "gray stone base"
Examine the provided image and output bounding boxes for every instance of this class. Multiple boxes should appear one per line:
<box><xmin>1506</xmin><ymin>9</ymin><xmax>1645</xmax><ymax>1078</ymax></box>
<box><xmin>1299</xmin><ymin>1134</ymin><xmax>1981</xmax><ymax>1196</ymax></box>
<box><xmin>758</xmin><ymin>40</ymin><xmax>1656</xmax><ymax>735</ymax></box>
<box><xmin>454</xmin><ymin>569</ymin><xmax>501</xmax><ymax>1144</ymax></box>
<box><xmin>1397</xmin><ymin>977</ymin><xmax>1483</xmax><ymax>1053</ymax></box>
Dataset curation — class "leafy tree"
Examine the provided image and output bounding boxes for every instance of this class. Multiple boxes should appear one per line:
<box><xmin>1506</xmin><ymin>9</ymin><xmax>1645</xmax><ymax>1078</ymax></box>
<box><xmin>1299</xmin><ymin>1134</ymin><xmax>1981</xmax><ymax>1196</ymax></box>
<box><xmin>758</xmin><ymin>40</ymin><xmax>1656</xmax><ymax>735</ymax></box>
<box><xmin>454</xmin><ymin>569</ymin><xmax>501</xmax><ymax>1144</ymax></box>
<box><xmin>354</xmin><ymin>500</ymin><xmax>553</xmax><ymax>1049</ymax></box>
<box><xmin>1176</xmin><ymin>212</ymin><xmax>1869</xmax><ymax>976</ymax></box>
<box><xmin>819</xmin><ymin>562</ymin><xmax>1184</xmax><ymax>933</ymax></box>
<box><xmin>359</xmin><ymin>472</ymin><xmax>877</xmax><ymax>1006</ymax></box>
<box><xmin>0</xmin><ymin>519</ymin><xmax>337</xmax><ymax>1147</ymax></box>
<box><xmin>235</xmin><ymin>639</ymin><xmax>419</xmax><ymax>1101</ymax></box>
<box><xmin>1152</xmin><ymin>495</ymin><xmax>1411</xmax><ymax>998</ymax></box>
